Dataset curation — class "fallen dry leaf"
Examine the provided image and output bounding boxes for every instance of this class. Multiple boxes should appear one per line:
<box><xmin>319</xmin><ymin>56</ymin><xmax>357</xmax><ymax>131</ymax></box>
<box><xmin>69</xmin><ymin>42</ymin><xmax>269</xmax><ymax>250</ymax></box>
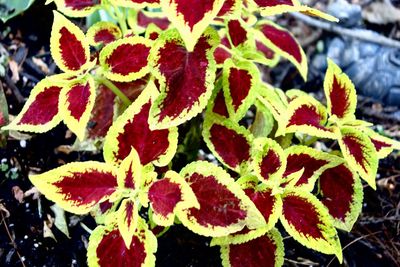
<box><xmin>8</xmin><ymin>60</ymin><xmax>20</xmax><ymax>83</ymax></box>
<box><xmin>24</xmin><ymin>187</ymin><xmax>40</xmax><ymax>200</ymax></box>
<box><xmin>43</xmin><ymin>214</ymin><xmax>56</xmax><ymax>241</ymax></box>
<box><xmin>0</xmin><ymin>202</ymin><xmax>10</xmax><ymax>218</ymax></box>
<box><xmin>32</xmin><ymin>57</ymin><xmax>49</xmax><ymax>74</ymax></box>
<box><xmin>12</xmin><ymin>186</ymin><xmax>24</xmax><ymax>203</ymax></box>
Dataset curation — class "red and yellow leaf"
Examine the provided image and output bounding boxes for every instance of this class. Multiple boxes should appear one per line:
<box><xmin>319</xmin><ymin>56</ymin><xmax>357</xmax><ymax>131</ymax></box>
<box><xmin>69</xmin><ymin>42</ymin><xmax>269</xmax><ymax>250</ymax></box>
<box><xmin>86</xmin><ymin>84</ymin><xmax>116</xmax><ymax>139</ymax></box>
<box><xmin>252</xmin><ymin>138</ymin><xmax>286</xmax><ymax>186</ymax></box>
<box><xmin>338</xmin><ymin>127</ymin><xmax>378</xmax><ymax>189</ymax></box>
<box><xmin>283</xmin><ymin>146</ymin><xmax>340</xmax><ymax>191</ymax></box>
<box><xmin>280</xmin><ymin>190</ymin><xmax>342</xmax><ymax>261</ymax></box>
<box><xmin>285</xmin><ymin>95</ymin><xmax>336</xmax><ymax>139</ymax></box>
<box><xmin>2</xmin><ymin>76</ymin><xmax>63</xmax><ymax>133</ymax></box>
<box><xmin>177</xmin><ymin>161</ymin><xmax>265</xmax><ymax>237</ymax></box>
<box><xmin>226</xmin><ymin>19</ymin><xmax>252</xmax><ymax>49</ymax></box>
<box><xmin>117</xmin><ymin>199</ymin><xmax>140</xmax><ymax>247</ymax></box>
<box><xmin>86</xmin><ymin>21</ymin><xmax>122</xmax><ymax>47</ymax></box>
<box><xmin>214</xmin><ymin>35</ymin><xmax>232</xmax><ymax>66</ymax></box>
<box><xmin>248</xmin><ymin>38</ymin><xmax>280</xmax><ymax>67</ymax></box>
<box><xmin>116</xmin><ymin>149</ymin><xmax>143</xmax><ymax>191</ymax></box>
<box><xmin>148</xmin><ymin>170</ymin><xmax>199</xmax><ymax>226</ymax></box>
<box><xmin>220</xmin><ymin>228</ymin><xmax>284</xmax><ymax>267</ymax></box>
<box><xmin>255</xmin><ymin>20</ymin><xmax>307</xmax><ymax>80</ymax></box>
<box><xmin>159</xmin><ymin>0</ymin><xmax>225</xmax><ymax>51</ymax></box>
<box><xmin>30</xmin><ymin>162</ymin><xmax>118</xmax><ymax>214</ymax></box>
<box><xmin>218</xmin><ymin>0</ymin><xmax>241</xmax><ymax>18</ymax></box>
<box><xmin>207</xmin><ymin>86</ymin><xmax>230</xmax><ymax>119</ymax></box>
<box><xmin>324</xmin><ymin>59</ymin><xmax>357</xmax><ymax>122</ymax></box>
<box><xmin>103</xmin><ymin>81</ymin><xmax>178</xmax><ymax>166</ymax></box>
<box><xmin>238</xmin><ymin>175</ymin><xmax>282</xmax><ymax>229</ymax></box>
<box><xmin>50</xmin><ymin>11</ymin><xmax>91</xmax><ymax>73</ymax></box>
<box><xmin>203</xmin><ymin>115</ymin><xmax>253</xmax><ymax>173</ymax></box>
<box><xmin>319</xmin><ymin>162</ymin><xmax>363</xmax><ymax>231</ymax></box>
<box><xmin>363</xmin><ymin>127</ymin><xmax>400</xmax><ymax>159</ymax></box>
<box><xmin>87</xmin><ymin>219</ymin><xmax>157</xmax><ymax>267</ymax></box>
<box><xmin>92</xmin><ymin>200</ymin><xmax>118</xmax><ymax>225</ymax></box>
<box><xmin>251</xmin><ymin>0</ymin><xmax>338</xmax><ymax>21</ymax></box>
<box><xmin>110</xmin><ymin>0</ymin><xmax>160</xmax><ymax>8</ymax></box>
<box><xmin>59</xmin><ymin>75</ymin><xmax>96</xmax><ymax>141</ymax></box>
<box><xmin>99</xmin><ymin>36</ymin><xmax>152</xmax><ymax>82</ymax></box>
<box><xmin>149</xmin><ymin>28</ymin><xmax>219</xmax><ymax>129</ymax></box>
<box><xmin>129</xmin><ymin>10</ymin><xmax>170</xmax><ymax>34</ymax></box>
<box><xmin>54</xmin><ymin>0</ymin><xmax>100</xmax><ymax>17</ymax></box>
<box><xmin>222</xmin><ymin>59</ymin><xmax>260</xmax><ymax>121</ymax></box>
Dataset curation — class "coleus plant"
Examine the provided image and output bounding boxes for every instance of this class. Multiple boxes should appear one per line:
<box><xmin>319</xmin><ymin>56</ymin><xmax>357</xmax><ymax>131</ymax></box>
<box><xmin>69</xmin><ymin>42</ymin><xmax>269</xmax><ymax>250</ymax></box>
<box><xmin>2</xmin><ymin>0</ymin><xmax>400</xmax><ymax>266</ymax></box>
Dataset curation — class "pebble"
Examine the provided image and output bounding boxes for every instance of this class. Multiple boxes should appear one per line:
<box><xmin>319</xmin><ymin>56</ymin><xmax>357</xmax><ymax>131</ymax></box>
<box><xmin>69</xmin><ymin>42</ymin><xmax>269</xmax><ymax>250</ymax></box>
<box><xmin>19</xmin><ymin>140</ymin><xmax>26</xmax><ymax>148</ymax></box>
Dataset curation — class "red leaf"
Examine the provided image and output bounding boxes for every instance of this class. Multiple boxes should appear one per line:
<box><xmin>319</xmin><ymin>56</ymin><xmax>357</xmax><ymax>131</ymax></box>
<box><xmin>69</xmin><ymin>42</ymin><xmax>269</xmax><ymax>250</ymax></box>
<box><xmin>30</xmin><ymin>162</ymin><xmax>118</xmax><ymax>214</ymax></box>
<box><xmin>227</xmin><ymin>20</ymin><xmax>247</xmax><ymax>47</ymax></box>
<box><xmin>51</xmin><ymin>12</ymin><xmax>90</xmax><ymax>72</ymax></box>
<box><xmin>254</xmin><ymin>0</ymin><xmax>295</xmax><ymax>7</ymax></box>
<box><xmin>65</xmin><ymin>81</ymin><xmax>91</xmax><ymax>120</ymax></box>
<box><xmin>136</xmin><ymin>10</ymin><xmax>170</xmax><ymax>31</ymax></box>
<box><xmin>256</xmin><ymin>20</ymin><xmax>307</xmax><ymax>79</ymax></box>
<box><xmin>259</xmin><ymin>23</ymin><xmax>300</xmax><ymax>62</ymax></box>
<box><xmin>286</xmin><ymin>96</ymin><xmax>336</xmax><ymax>139</ymax></box>
<box><xmin>282</xmin><ymin>193</ymin><xmax>323</xmax><ymax>238</ymax></box>
<box><xmin>160</xmin><ymin>0</ymin><xmax>224</xmax><ymax>51</ymax></box>
<box><xmin>339</xmin><ymin>127</ymin><xmax>378</xmax><ymax>189</ymax></box>
<box><xmin>149</xmin><ymin>179</ymin><xmax>182</xmax><ymax>218</ymax></box>
<box><xmin>212</xmin><ymin>89</ymin><xmax>229</xmax><ymax>118</ymax></box>
<box><xmin>59</xmin><ymin>75</ymin><xmax>96</xmax><ymax>140</ymax></box>
<box><xmin>279</xmin><ymin>190</ymin><xmax>342</xmax><ymax>260</ymax></box>
<box><xmin>100</xmin><ymin>37</ymin><xmax>151</xmax><ymax>82</ymax></box>
<box><xmin>203</xmin><ymin>118</ymin><xmax>252</xmax><ymax>172</ymax></box>
<box><xmin>256</xmin><ymin>40</ymin><xmax>276</xmax><ymax>60</ymax></box>
<box><xmin>214</xmin><ymin>46</ymin><xmax>232</xmax><ymax>65</ymax></box>
<box><xmin>88</xmin><ymin>220</ymin><xmax>157</xmax><ymax>267</ymax></box>
<box><xmin>87</xmin><ymin>85</ymin><xmax>115</xmax><ymax>139</ymax></box>
<box><xmin>87</xmin><ymin>22</ymin><xmax>122</xmax><ymax>46</ymax></box>
<box><xmin>149</xmin><ymin>28</ymin><xmax>218</xmax><ymax>128</ymax></box>
<box><xmin>18</xmin><ymin>87</ymin><xmax>61</xmax><ymax>125</ymax></box>
<box><xmin>3</xmin><ymin>77</ymin><xmax>63</xmax><ymax>133</ymax></box>
<box><xmin>218</xmin><ymin>0</ymin><xmax>239</xmax><ymax>17</ymax></box>
<box><xmin>187</xmin><ymin>173</ymin><xmax>246</xmax><ymax>227</ymax></box>
<box><xmin>252</xmin><ymin>138</ymin><xmax>286</xmax><ymax>185</ymax></box>
<box><xmin>223</xmin><ymin>229</ymin><xmax>284</xmax><ymax>267</ymax></box>
<box><xmin>284</xmin><ymin>147</ymin><xmax>332</xmax><ymax>189</ymax></box>
<box><xmin>319</xmin><ymin>163</ymin><xmax>363</xmax><ymax>231</ymax></box>
<box><xmin>178</xmin><ymin>162</ymin><xmax>264</xmax><ymax>236</ymax></box>
<box><xmin>223</xmin><ymin>59</ymin><xmax>259</xmax><ymax>120</ymax></box>
<box><xmin>63</xmin><ymin>0</ymin><xmax>101</xmax><ymax>10</ymax></box>
<box><xmin>324</xmin><ymin>59</ymin><xmax>357</xmax><ymax>121</ymax></box>
<box><xmin>259</xmin><ymin>149</ymin><xmax>282</xmax><ymax>181</ymax></box>
<box><xmin>104</xmin><ymin>83</ymin><xmax>178</xmax><ymax>167</ymax></box>
<box><xmin>243</xmin><ymin>185</ymin><xmax>280</xmax><ymax>227</ymax></box>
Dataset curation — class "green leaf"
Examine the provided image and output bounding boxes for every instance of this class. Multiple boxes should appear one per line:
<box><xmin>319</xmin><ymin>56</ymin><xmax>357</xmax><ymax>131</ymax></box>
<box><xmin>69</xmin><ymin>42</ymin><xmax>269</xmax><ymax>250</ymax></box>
<box><xmin>0</xmin><ymin>0</ymin><xmax>35</xmax><ymax>23</ymax></box>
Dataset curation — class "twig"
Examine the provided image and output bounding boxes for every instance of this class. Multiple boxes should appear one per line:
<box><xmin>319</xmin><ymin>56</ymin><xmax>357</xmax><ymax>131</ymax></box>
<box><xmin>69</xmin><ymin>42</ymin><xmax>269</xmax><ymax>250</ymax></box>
<box><xmin>326</xmin><ymin>231</ymin><xmax>381</xmax><ymax>267</ymax></box>
<box><xmin>284</xmin><ymin>257</ymin><xmax>319</xmax><ymax>266</ymax></box>
<box><xmin>2</xmin><ymin>75</ymin><xmax>24</xmax><ymax>104</ymax></box>
<box><xmin>291</xmin><ymin>13</ymin><xmax>400</xmax><ymax>49</ymax></box>
<box><xmin>1</xmin><ymin>209</ymin><xmax>27</xmax><ymax>267</ymax></box>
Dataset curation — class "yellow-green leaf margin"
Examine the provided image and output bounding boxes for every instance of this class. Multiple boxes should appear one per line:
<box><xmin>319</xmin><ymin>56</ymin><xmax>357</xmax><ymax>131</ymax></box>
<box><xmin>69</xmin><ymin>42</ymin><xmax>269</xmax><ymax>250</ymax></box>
<box><xmin>177</xmin><ymin>161</ymin><xmax>266</xmax><ymax>237</ymax></box>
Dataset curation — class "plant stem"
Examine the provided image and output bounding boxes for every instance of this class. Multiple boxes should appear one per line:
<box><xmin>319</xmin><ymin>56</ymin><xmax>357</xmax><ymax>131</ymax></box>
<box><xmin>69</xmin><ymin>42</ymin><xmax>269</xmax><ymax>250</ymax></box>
<box><xmin>114</xmin><ymin>7</ymin><xmax>128</xmax><ymax>35</ymax></box>
<box><xmin>97</xmin><ymin>77</ymin><xmax>131</xmax><ymax>108</ymax></box>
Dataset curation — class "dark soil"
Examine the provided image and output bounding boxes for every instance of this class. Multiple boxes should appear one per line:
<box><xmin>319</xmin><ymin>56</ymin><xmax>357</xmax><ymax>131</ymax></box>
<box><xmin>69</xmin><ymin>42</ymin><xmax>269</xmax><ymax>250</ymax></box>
<box><xmin>0</xmin><ymin>1</ymin><xmax>399</xmax><ymax>267</ymax></box>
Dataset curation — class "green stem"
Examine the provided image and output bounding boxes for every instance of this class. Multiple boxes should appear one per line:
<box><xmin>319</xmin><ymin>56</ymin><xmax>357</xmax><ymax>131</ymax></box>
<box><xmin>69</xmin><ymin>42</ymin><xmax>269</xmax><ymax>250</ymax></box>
<box><xmin>103</xmin><ymin>4</ymin><xmax>118</xmax><ymax>21</ymax></box>
<box><xmin>98</xmin><ymin>77</ymin><xmax>131</xmax><ymax>108</ymax></box>
<box><xmin>114</xmin><ymin>7</ymin><xmax>128</xmax><ymax>35</ymax></box>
